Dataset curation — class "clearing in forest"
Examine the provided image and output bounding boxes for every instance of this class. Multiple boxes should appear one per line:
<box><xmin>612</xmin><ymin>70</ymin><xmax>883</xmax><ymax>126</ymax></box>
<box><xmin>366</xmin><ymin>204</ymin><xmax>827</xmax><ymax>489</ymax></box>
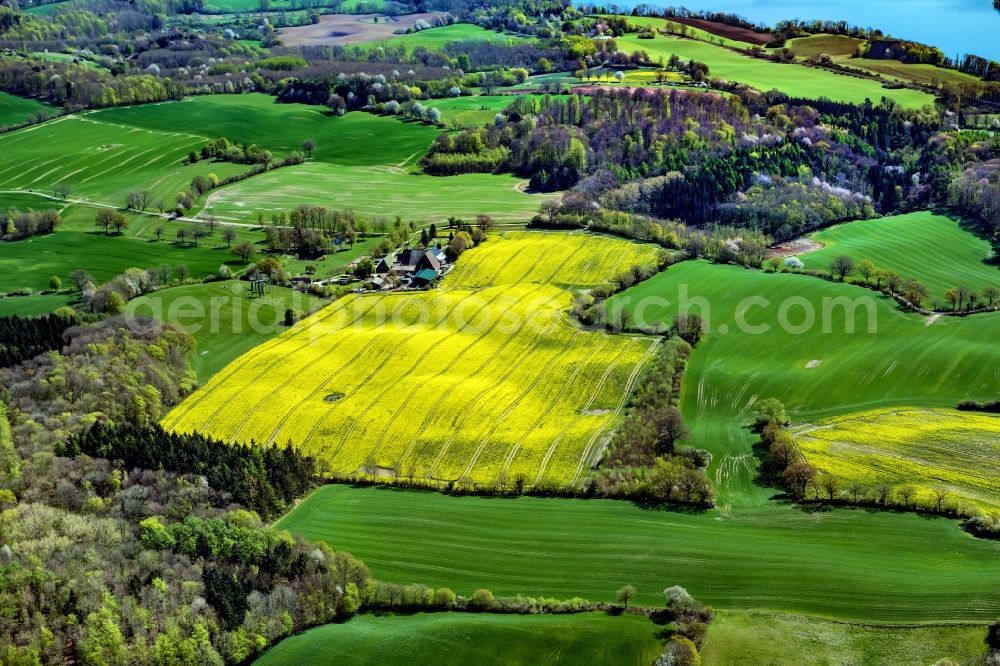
<box><xmin>164</xmin><ymin>232</ymin><xmax>661</xmax><ymax>486</ymax></box>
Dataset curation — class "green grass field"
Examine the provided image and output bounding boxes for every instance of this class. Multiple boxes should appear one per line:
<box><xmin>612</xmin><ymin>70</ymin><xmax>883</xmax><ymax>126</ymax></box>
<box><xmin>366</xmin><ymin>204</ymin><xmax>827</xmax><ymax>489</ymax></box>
<box><xmin>361</xmin><ymin>24</ymin><xmax>528</xmax><ymax>51</ymax></box>
<box><xmin>165</xmin><ymin>232</ymin><xmax>660</xmax><ymax>485</ymax></box>
<box><xmin>602</xmin><ymin>15</ymin><xmax>758</xmax><ymax>49</ymax></box>
<box><xmin>703</xmin><ymin>611</ymin><xmax>989</xmax><ymax>665</ymax></box>
<box><xmin>129</xmin><ymin>281</ymin><xmax>326</xmax><ymax>381</ymax></box>
<box><xmin>785</xmin><ymin>34</ymin><xmax>865</xmax><ymax>59</ymax></box>
<box><xmin>276</xmin><ymin>484</ymin><xmax>1000</xmax><ymax>622</ymax></box>
<box><xmin>0</xmin><ymin>92</ymin><xmax>53</xmax><ymax>128</ymax></box>
<box><xmin>91</xmin><ymin>95</ymin><xmax>441</xmax><ymax>167</ymax></box>
<box><xmin>616</xmin><ymin>34</ymin><xmax>935</xmax><ymax>108</ymax></box>
<box><xmin>253</xmin><ymin>612</ymin><xmax>662</xmax><ymax>666</ymax></box>
<box><xmin>424</xmin><ymin>95</ymin><xmax>513</xmax><ymax>128</ymax></box>
<box><xmin>0</xmin><ymin>201</ymin><xmax>254</xmax><ymax>302</ymax></box>
<box><xmin>0</xmin><ymin>114</ymin><xmax>246</xmax><ymax>207</ymax></box>
<box><xmin>197</xmin><ymin>161</ymin><xmax>554</xmax><ymax>224</ymax></box>
<box><xmin>609</xmin><ymin>260</ymin><xmax>999</xmax><ymax>508</ymax></box>
<box><xmin>799</xmin><ymin>211</ymin><xmax>999</xmax><ymax>305</ymax></box>
<box><xmin>847</xmin><ymin>58</ymin><xmax>980</xmax><ymax>87</ymax></box>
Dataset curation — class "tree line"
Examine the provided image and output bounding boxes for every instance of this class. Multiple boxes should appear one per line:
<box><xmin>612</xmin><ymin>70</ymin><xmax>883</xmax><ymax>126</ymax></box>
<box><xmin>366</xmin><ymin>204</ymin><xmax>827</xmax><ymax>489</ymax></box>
<box><xmin>0</xmin><ymin>310</ymin><xmax>79</xmax><ymax>368</ymax></box>
<box><xmin>62</xmin><ymin>422</ymin><xmax>317</xmax><ymax>520</ymax></box>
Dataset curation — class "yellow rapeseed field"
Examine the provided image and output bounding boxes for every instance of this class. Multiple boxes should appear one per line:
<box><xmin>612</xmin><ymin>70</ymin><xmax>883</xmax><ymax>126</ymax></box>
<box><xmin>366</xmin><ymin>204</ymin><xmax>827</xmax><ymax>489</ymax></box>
<box><xmin>795</xmin><ymin>407</ymin><xmax>1000</xmax><ymax>512</ymax></box>
<box><xmin>164</xmin><ymin>232</ymin><xmax>662</xmax><ymax>487</ymax></box>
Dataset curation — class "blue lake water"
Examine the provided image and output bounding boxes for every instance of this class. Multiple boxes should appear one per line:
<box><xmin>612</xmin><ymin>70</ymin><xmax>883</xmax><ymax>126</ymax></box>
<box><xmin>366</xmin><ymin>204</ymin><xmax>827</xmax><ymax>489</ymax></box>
<box><xmin>616</xmin><ymin>0</ymin><xmax>1000</xmax><ymax>59</ymax></box>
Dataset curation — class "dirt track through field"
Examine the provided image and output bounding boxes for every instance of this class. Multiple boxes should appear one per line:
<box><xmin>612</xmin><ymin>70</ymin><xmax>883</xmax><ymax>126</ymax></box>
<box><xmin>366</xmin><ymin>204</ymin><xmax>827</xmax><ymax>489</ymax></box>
<box><xmin>279</xmin><ymin>12</ymin><xmax>448</xmax><ymax>47</ymax></box>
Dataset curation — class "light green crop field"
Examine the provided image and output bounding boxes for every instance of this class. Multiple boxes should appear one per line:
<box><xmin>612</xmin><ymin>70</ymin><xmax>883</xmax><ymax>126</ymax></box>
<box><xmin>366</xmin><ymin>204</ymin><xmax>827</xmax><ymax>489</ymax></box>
<box><xmin>795</xmin><ymin>407</ymin><xmax>1000</xmax><ymax>512</ymax></box>
<box><xmin>275</xmin><ymin>484</ymin><xmax>1000</xmax><ymax>622</ymax></box>
<box><xmin>602</xmin><ymin>15</ymin><xmax>757</xmax><ymax>49</ymax></box>
<box><xmin>616</xmin><ymin>34</ymin><xmax>935</xmax><ymax>108</ymax></box>
<box><xmin>847</xmin><ymin>58</ymin><xmax>981</xmax><ymax>87</ymax></box>
<box><xmin>0</xmin><ymin>92</ymin><xmax>53</xmax><ymax>128</ymax></box>
<box><xmin>91</xmin><ymin>95</ymin><xmax>442</xmax><ymax>166</ymax></box>
<box><xmin>253</xmin><ymin>612</ymin><xmax>662</xmax><ymax>666</ymax></box>
<box><xmin>608</xmin><ymin>260</ymin><xmax>999</xmax><ymax>507</ymax></box>
<box><xmin>197</xmin><ymin>161</ymin><xmax>554</xmax><ymax>224</ymax></box>
<box><xmin>703</xmin><ymin>611</ymin><xmax>989</xmax><ymax>666</ymax></box>
<box><xmin>360</xmin><ymin>24</ymin><xmax>528</xmax><ymax>51</ymax></box>
<box><xmin>0</xmin><ymin>292</ymin><xmax>73</xmax><ymax>316</ymax></box>
<box><xmin>128</xmin><ymin>281</ymin><xmax>326</xmax><ymax>381</ymax></box>
<box><xmin>785</xmin><ymin>34</ymin><xmax>865</xmax><ymax>59</ymax></box>
<box><xmin>799</xmin><ymin>211</ymin><xmax>1000</xmax><ymax>304</ymax></box>
<box><xmin>200</xmin><ymin>0</ymin><xmax>337</xmax><ymax>11</ymax></box>
<box><xmin>424</xmin><ymin>95</ymin><xmax>513</xmax><ymax>127</ymax></box>
<box><xmin>165</xmin><ymin>232</ymin><xmax>660</xmax><ymax>486</ymax></box>
<box><xmin>0</xmin><ymin>114</ymin><xmax>246</xmax><ymax>207</ymax></box>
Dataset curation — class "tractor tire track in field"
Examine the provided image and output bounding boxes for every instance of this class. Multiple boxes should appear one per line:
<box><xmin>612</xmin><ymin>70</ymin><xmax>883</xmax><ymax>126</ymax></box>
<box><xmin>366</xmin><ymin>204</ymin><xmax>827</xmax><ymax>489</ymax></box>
<box><xmin>571</xmin><ymin>338</ymin><xmax>658</xmax><ymax>485</ymax></box>
<box><xmin>388</xmin><ymin>236</ymin><xmax>603</xmax><ymax>474</ymax></box>
<box><xmin>481</xmin><ymin>245</ymin><xmax>614</xmax><ymax>486</ymax></box>
<box><xmin>458</xmin><ymin>330</ymin><xmax>587</xmax><ymax>483</ymax></box>
<box><xmin>427</xmin><ymin>239</ymin><xmax>596</xmax><ymax>477</ymax></box>
<box><xmin>362</xmin><ymin>282</ymin><xmax>569</xmax><ymax>473</ymax></box>
<box><xmin>219</xmin><ymin>294</ymin><xmax>405</xmax><ymax>440</ymax></box>
<box><xmin>325</xmin><ymin>234</ymin><xmax>581</xmax><ymax>458</ymax></box>
<box><xmin>163</xmin><ymin>294</ymin><xmax>367</xmax><ymax>430</ymax></box>
<box><xmin>500</xmin><ymin>335</ymin><xmax>613</xmax><ymax>483</ymax></box>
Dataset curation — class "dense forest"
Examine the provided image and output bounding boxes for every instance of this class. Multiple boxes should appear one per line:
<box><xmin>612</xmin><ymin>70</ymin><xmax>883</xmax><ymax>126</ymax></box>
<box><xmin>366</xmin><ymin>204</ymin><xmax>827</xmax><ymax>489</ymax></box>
<box><xmin>421</xmin><ymin>88</ymin><xmax>986</xmax><ymax>242</ymax></box>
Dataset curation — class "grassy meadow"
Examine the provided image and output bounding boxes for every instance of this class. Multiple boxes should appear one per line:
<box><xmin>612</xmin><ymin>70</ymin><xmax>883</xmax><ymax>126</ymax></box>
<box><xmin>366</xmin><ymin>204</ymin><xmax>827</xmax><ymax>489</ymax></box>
<box><xmin>615</xmin><ymin>33</ymin><xmax>935</xmax><ymax>108</ymax></box>
<box><xmin>253</xmin><ymin>612</ymin><xmax>662</xmax><ymax>666</ymax></box>
<box><xmin>609</xmin><ymin>260</ymin><xmax>999</xmax><ymax>506</ymax></box>
<box><xmin>784</xmin><ymin>34</ymin><xmax>865</xmax><ymax>59</ymax></box>
<box><xmin>197</xmin><ymin>161</ymin><xmax>553</xmax><ymax>224</ymax></box>
<box><xmin>703</xmin><ymin>611</ymin><xmax>990</xmax><ymax>665</ymax></box>
<box><xmin>92</xmin><ymin>95</ymin><xmax>441</xmax><ymax>166</ymax></box>
<box><xmin>0</xmin><ymin>196</ymin><xmax>256</xmax><ymax>297</ymax></box>
<box><xmin>128</xmin><ymin>281</ymin><xmax>325</xmax><ymax>381</ymax></box>
<box><xmin>165</xmin><ymin>232</ymin><xmax>660</xmax><ymax>486</ymax></box>
<box><xmin>275</xmin><ymin>483</ymin><xmax>1000</xmax><ymax>622</ymax></box>
<box><xmin>795</xmin><ymin>408</ymin><xmax>1000</xmax><ymax>511</ymax></box>
<box><xmin>361</xmin><ymin>23</ymin><xmax>529</xmax><ymax>51</ymax></box>
<box><xmin>799</xmin><ymin>211</ymin><xmax>999</xmax><ymax>305</ymax></box>
<box><xmin>424</xmin><ymin>95</ymin><xmax>513</xmax><ymax>128</ymax></box>
<box><xmin>0</xmin><ymin>91</ymin><xmax>53</xmax><ymax>128</ymax></box>
<box><xmin>0</xmin><ymin>114</ymin><xmax>246</xmax><ymax>207</ymax></box>
<box><xmin>606</xmin><ymin>15</ymin><xmax>759</xmax><ymax>49</ymax></box>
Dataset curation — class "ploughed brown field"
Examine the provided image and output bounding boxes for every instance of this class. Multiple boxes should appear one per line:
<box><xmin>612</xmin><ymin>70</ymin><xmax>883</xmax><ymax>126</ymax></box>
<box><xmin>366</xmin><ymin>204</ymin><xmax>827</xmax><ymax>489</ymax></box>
<box><xmin>279</xmin><ymin>12</ymin><xmax>448</xmax><ymax>47</ymax></box>
<box><xmin>673</xmin><ymin>17</ymin><xmax>772</xmax><ymax>45</ymax></box>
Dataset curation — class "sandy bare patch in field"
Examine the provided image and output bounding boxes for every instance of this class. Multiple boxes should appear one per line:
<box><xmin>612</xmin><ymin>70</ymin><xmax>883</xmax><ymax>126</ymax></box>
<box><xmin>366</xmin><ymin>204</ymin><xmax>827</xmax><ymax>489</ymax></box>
<box><xmin>279</xmin><ymin>12</ymin><xmax>448</xmax><ymax>47</ymax></box>
<box><xmin>767</xmin><ymin>237</ymin><xmax>823</xmax><ymax>258</ymax></box>
<box><xmin>672</xmin><ymin>17</ymin><xmax>772</xmax><ymax>45</ymax></box>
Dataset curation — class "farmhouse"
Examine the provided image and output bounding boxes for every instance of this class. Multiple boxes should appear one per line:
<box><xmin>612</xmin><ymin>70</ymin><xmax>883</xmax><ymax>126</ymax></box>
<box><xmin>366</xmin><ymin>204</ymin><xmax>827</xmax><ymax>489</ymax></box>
<box><xmin>377</xmin><ymin>247</ymin><xmax>443</xmax><ymax>276</ymax></box>
<box><xmin>372</xmin><ymin>246</ymin><xmax>447</xmax><ymax>290</ymax></box>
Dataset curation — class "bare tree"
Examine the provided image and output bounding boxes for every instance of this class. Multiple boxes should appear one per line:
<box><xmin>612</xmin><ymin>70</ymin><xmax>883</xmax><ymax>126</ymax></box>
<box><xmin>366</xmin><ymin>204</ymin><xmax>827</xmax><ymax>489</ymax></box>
<box><xmin>831</xmin><ymin>255</ymin><xmax>855</xmax><ymax>281</ymax></box>
<box><xmin>221</xmin><ymin>227</ymin><xmax>238</xmax><ymax>247</ymax></box>
<box><xmin>191</xmin><ymin>223</ymin><xmax>210</xmax><ymax>247</ymax></box>
<box><xmin>932</xmin><ymin>487</ymin><xmax>951</xmax><ymax>512</ymax></box>
<box><xmin>821</xmin><ymin>474</ymin><xmax>839</xmax><ymax>501</ymax></box>
<box><xmin>897</xmin><ymin>485</ymin><xmax>916</xmax><ymax>508</ymax></box>
<box><xmin>232</xmin><ymin>241</ymin><xmax>255</xmax><ymax>262</ymax></box>
<box><xmin>982</xmin><ymin>286</ymin><xmax>999</xmax><ymax>308</ymax></box>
